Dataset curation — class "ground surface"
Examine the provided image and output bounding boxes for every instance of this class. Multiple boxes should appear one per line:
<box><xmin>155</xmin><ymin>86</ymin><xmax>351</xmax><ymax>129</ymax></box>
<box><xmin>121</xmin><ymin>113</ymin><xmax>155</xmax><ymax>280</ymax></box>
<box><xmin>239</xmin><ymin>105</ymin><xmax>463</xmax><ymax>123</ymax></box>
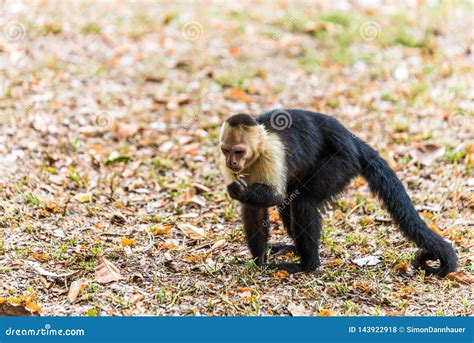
<box><xmin>0</xmin><ymin>1</ymin><xmax>473</xmax><ymax>316</ymax></box>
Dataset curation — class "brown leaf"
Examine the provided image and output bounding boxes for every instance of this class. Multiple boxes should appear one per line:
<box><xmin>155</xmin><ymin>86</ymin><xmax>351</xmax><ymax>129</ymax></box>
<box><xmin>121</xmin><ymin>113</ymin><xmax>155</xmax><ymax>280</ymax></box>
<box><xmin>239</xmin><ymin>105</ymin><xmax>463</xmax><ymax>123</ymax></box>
<box><xmin>0</xmin><ymin>302</ymin><xmax>39</xmax><ymax>316</ymax></box>
<box><xmin>326</xmin><ymin>259</ymin><xmax>343</xmax><ymax>267</ymax></box>
<box><xmin>161</xmin><ymin>243</ymin><xmax>176</xmax><ymax>250</ymax></box>
<box><xmin>394</xmin><ymin>260</ymin><xmax>409</xmax><ymax>273</ymax></box>
<box><xmin>269</xmin><ymin>208</ymin><xmax>281</xmax><ymax>223</ymax></box>
<box><xmin>113</xmin><ymin>122</ymin><xmax>140</xmax><ymax>140</ymax></box>
<box><xmin>236</xmin><ymin>287</ymin><xmax>255</xmax><ymax>294</ymax></box>
<box><xmin>177</xmin><ymin>223</ymin><xmax>206</xmax><ymax>240</ymax></box>
<box><xmin>67</xmin><ymin>279</ymin><xmax>89</xmax><ymax>304</ymax></box>
<box><xmin>428</xmin><ymin>223</ymin><xmax>444</xmax><ymax>236</ymax></box>
<box><xmin>287</xmin><ymin>302</ymin><xmax>310</xmax><ymax>316</ymax></box>
<box><xmin>226</xmin><ymin>88</ymin><xmax>252</xmax><ymax>104</ymax></box>
<box><xmin>31</xmin><ymin>253</ymin><xmax>49</xmax><ymax>262</ymax></box>
<box><xmin>191</xmin><ymin>183</ymin><xmax>211</xmax><ymax>193</ymax></box>
<box><xmin>44</xmin><ymin>200</ymin><xmax>61</xmax><ymax>213</ymax></box>
<box><xmin>153</xmin><ymin>224</ymin><xmax>172</xmax><ymax>235</ymax></box>
<box><xmin>209</xmin><ymin>239</ymin><xmax>227</xmax><ymax>252</ymax></box>
<box><xmin>95</xmin><ymin>257</ymin><xmax>121</xmax><ymax>284</ymax></box>
<box><xmin>316</xmin><ymin>309</ymin><xmax>335</xmax><ymax>316</ymax></box>
<box><xmin>229</xmin><ymin>46</ymin><xmax>240</xmax><ymax>57</ymax></box>
<box><xmin>0</xmin><ymin>294</ymin><xmax>41</xmax><ymax>316</ymax></box>
<box><xmin>409</xmin><ymin>144</ymin><xmax>445</xmax><ymax>166</ymax></box>
<box><xmin>274</xmin><ymin>270</ymin><xmax>289</xmax><ymax>279</ymax></box>
<box><xmin>120</xmin><ymin>237</ymin><xmax>135</xmax><ymax>247</ymax></box>
<box><xmin>446</xmin><ymin>271</ymin><xmax>474</xmax><ymax>285</ymax></box>
<box><xmin>74</xmin><ymin>192</ymin><xmax>93</xmax><ymax>203</ymax></box>
<box><xmin>129</xmin><ymin>290</ymin><xmax>145</xmax><ymax>305</ymax></box>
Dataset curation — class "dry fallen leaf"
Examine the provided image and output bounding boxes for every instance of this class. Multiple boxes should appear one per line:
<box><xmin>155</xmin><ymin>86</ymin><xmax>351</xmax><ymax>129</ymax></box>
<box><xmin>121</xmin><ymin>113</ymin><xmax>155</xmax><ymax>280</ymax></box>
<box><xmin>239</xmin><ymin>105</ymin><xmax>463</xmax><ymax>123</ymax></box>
<box><xmin>120</xmin><ymin>237</ymin><xmax>136</xmax><ymax>247</ymax></box>
<box><xmin>209</xmin><ymin>239</ymin><xmax>227</xmax><ymax>252</ymax></box>
<box><xmin>326</xmin><ymin>259</ymin><xmax>343</xmax><ymax>267</ymax></box>
<box><xmin>409</xmin><ymin>144</ymin><xmax>446</xmax><ymax>166</ymax></box>
<box><xmin>428</xmin><ymin>223</ymin><xmax>445</xmax><ymax>236</ymax></box>
<box><xmin>274</xmin><ymin>270</ymin><xmax>289</xmax><ymax>279</ymax></box>
<box><xmin>44</xmin><ymin>199</ymin><xmax>61</xmax><ymax>213</ymax></box>
<box><xmin>153</xmin><ymin>224</ymin><xmax>172</xmax><ymax>235</ymax></box>
<box><xmin>0</xmin><ymin>302</ymin><xmax>39</xmax><ymax>316</ymax></box>
<box><xmin>182</xmin><ymin>195</ymin><xmax>206</xmax><ymax>207</ymax></box>
<box><xmin>74</xmin><ymin>192</ymin><xmax>93</xmax><ymax>203</ymax></box>
<box><xmin>316</xmin><ymin>309</ymin><xmax>335</xmax><ymax>316</ymax></box>
<box><xmin>0</xmin><ymin>294</ymin><xmax>41</xmax><ymax>316</ymax></box>
<box><xmin>269</xmin><ymin>208</ymin><xmax>281</xmax><ymax>222</ymax></box>
<box><xmin>31</xmin><ymin>253</ymin><xmax>49</xmax><ymax>262</ymax></box>
<box><xmin>113</xmin><ymin>122</ymin><xmax>140</xmax><ymax>140</ymax></box>
<box><xmin>446</xmin><ymin>271</ymin><xmax>474</xmax><ymax>285</ymax></box>
<box><xmin>129</xmin><ymin>290</ymin><xmax>145</xmax><ymax>305</ymax></box>
<box><xmin>161</xmin><ymin>243</ymin><xmax>176</xmax><ymax>250</ymax></box>
<box><xmin>353</xmin><ymin>280</ymin><xmax>373</xmax><ymax>293</ymax></box>
<box><xmin>237</xmin><ymin>291</ymin><xmax>252</xmax><ymax>299</ymax></box>
<box><xmin>352</xmin><ymin>255</ymin><xmax>381</xmax><ymax>267</ymax></box>
<box><xmin>396</xmin><ymin>286</ymin><xmax>414</xmax><ymax>298</ymax></box>
<box><xmin>67</xmin><ymin>279</ymin><xmax>89</xmax><ymax>304</ymax></box>
<box><xmin>226</xmin><ymin>88</ymin><xmax>252</xmax><ymax>104</ymax></box>
<box><xmin>287</xmin><ymin>302</ymin><xmax>310</xmax><ymax>316</ymax></box>
<box><xmin>236</xmin><ymin>287</ymin><xmax>255</xmax><ymax>294</ymax></box>
<box><xmin>95</xmin><ymin>257</ymin><xmax>121</xmax><ymax>284</ymax></box>
<box><xmin>177</xmin><ymin>223</ymin><xmax>206</xmax><ymax>240</ymax></box>
<box><xmin>394</xmin><ymin>260</ymin><xmax>409</xmax><ymax>273</ymax></box>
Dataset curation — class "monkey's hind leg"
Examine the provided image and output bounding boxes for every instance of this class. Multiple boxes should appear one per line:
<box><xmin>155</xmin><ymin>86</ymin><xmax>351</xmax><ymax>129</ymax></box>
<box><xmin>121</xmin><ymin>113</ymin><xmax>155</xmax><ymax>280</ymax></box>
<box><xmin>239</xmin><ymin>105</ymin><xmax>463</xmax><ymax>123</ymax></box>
<box><xmin>271</xmin><ymin>195</ymin><xmax>321</xmax><ymax>273</ymax></box>
<box><xmin>242</xmin><ymin>205</ymin><xmax>270</xmax><ymax>266</ymax></box>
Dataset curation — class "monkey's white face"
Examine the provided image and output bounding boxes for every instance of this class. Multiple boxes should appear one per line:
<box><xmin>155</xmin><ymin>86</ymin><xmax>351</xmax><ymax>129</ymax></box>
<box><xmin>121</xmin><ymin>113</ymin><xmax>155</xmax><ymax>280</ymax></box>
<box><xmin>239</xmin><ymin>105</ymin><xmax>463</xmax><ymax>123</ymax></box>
<box><xmin>221</xmin><ymin>143</ymin><xmax>251</xmax><ymax>173</ymax></box>
<box><xmin>219</xmin><ymin>123</ymin><xmax>260</xmax><ymax>174</ymax></box>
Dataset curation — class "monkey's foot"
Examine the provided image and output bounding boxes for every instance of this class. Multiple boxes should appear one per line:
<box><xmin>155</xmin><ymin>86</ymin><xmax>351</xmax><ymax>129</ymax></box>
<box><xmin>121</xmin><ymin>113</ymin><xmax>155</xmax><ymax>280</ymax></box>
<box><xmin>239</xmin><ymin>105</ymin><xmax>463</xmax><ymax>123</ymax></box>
<box><xmin>268</xmin><ymin>243</ymin><xmax>297</xmax><ymax>256</ymax></box>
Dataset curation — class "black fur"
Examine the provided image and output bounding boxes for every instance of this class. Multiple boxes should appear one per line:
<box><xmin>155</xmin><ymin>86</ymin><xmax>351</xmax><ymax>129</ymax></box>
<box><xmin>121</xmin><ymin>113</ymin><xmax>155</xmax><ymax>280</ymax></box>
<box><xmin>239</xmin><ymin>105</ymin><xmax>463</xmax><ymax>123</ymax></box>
<box><xmin>228</xmin><ymin>109</ymin><xmax>458</xmax><ymax>277</ymax></box>
<box><xmin>242</xmin><ymin>206</ymin><xmax>269</xmax><ymax>266</ymax></box>
<box><xmin>226</xmin><ymin>113</ymin><xmax>258</xmax><ymax>127</ymax></box>
<box><xmin>228</xmin><ymin>181</ymin><xmax>284</xmax><ymax>207</ymax></box>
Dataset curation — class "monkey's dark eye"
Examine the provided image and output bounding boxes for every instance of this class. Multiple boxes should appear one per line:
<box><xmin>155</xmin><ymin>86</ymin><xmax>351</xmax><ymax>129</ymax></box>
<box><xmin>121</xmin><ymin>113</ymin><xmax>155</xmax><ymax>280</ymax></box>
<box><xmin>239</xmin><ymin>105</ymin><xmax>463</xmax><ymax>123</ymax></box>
<box><xmin>234</xmin><ymin>150</ymin><xmax>245</xmax><ymax>156</ymax></box>
<box><xmin>221</xmin><ymin>148</ymin><xmax>230</xmax><ymax>154</ymax></box>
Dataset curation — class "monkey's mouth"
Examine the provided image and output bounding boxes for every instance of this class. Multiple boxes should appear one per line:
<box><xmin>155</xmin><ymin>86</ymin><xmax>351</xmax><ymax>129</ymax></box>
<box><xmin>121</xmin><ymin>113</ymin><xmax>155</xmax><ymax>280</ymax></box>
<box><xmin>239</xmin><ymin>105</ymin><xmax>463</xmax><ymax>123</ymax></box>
<box><xmin>230</xmin><ymin>167</ymin><xmax>243</xmax><ymax>173</ymax></box>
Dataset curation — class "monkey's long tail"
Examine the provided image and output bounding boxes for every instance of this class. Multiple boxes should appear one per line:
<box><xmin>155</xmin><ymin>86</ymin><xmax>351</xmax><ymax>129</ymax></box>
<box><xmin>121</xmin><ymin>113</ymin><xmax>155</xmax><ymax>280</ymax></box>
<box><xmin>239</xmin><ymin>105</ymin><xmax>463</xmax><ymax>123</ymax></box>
<box><xmin>355</xmin><ymin>139</ymin><xmax>458</xmax><ymax>277</ymax></box>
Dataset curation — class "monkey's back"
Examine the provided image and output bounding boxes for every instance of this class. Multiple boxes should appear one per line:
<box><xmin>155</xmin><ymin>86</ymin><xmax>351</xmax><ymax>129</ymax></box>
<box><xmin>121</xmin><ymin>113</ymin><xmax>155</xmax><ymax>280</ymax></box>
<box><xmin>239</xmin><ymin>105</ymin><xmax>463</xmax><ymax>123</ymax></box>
<box><xmin>257</xmin><ymin>109</ymin><xmax>360</xmax><ymax>187</ymax></box>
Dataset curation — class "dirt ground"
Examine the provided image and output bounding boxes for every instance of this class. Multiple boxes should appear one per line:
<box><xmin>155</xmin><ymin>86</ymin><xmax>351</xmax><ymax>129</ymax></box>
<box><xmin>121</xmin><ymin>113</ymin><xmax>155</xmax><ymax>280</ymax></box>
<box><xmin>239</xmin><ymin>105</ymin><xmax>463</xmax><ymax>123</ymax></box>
<box><xmin>0</xmin><ymin>1</ymin><xmax>473</xmax><ymax>316</ymax></box>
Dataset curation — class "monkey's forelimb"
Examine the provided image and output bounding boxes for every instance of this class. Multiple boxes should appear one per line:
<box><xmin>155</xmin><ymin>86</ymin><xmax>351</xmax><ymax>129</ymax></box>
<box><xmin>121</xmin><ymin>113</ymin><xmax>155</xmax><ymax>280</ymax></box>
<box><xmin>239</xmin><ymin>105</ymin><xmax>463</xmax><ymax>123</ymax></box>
<box><xmin>227</xmin><ymin>181</ymin><xmax>284</xmax><ymax>208</ymax></box>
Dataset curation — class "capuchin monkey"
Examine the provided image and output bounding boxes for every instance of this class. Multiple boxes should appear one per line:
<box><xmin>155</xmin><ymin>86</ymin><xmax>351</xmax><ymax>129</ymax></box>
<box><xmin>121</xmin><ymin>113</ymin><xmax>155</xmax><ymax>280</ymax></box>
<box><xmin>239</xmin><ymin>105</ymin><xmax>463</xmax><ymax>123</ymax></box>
<box><xmin>219</xmin><ymin>109</ymin><xmax>458</xmax><ymax>276</ymax></box>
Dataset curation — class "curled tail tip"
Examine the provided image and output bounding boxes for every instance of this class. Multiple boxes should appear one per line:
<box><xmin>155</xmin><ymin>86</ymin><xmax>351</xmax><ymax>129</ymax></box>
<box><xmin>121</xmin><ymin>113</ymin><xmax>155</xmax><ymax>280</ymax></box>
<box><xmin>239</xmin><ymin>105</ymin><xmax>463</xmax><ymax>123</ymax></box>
<box><xmin>412</xmin><ymin>249</ymin><xmax>458</xmax><ymax>278</ymax></box>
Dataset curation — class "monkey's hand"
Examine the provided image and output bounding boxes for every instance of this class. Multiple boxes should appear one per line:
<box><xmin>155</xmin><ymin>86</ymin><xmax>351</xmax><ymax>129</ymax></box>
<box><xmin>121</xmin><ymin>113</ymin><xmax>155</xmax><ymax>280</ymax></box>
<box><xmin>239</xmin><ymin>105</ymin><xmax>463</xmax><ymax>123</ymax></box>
<box><xmin>228</xmin><ymin>181</ymin><xmax>284</xmax><ymax>207</ymax></box>
<box><xmin>227</xmin><ymin>179</ymin><xmax>248</xmax><ymax>201</ymax></box>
